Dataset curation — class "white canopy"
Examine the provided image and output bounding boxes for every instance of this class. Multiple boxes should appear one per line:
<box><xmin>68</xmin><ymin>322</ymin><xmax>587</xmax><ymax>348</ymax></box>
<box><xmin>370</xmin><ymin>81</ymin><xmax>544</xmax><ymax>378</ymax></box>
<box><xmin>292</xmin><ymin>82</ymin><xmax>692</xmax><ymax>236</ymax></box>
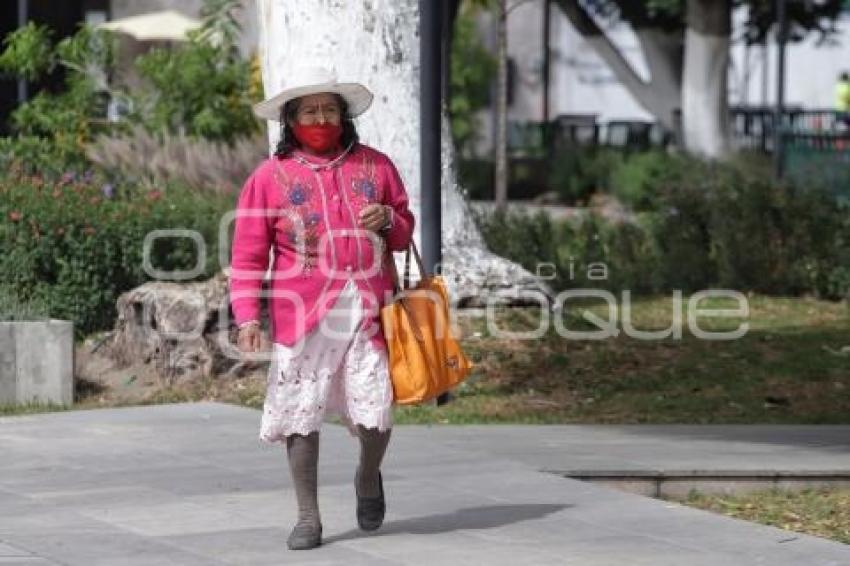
<box><xmin>99</xmin><ymin>10</ymin><xmax>201</xmax><ymax>42</ymax></box>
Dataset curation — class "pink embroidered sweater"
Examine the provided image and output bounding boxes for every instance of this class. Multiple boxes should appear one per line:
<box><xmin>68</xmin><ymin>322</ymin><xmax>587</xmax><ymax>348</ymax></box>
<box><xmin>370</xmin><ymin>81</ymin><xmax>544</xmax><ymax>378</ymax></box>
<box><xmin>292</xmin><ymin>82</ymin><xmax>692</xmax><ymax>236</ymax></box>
<box><xmin>228</xmin><ymin>143</ymin><xmax>415</xmax><ymax>351</ymax></box>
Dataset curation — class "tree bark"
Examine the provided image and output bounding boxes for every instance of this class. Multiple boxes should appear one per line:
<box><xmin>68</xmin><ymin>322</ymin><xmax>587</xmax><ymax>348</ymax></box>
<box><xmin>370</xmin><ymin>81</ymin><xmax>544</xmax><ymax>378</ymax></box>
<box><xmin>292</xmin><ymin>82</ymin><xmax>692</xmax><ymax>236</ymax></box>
<box><xmin>682</xmin><ymin>0</ymin><xmax>731</xmax><ymax>158</ymax></box>
<box><xmin>634</xmin><ymin>28</ymin><xmax>683</xmax><ymax>137</ymax></box>
<box><xmin>254</xmin><ymin>0</ymin><xmax>553</xmax><ymax>307</ymax></box>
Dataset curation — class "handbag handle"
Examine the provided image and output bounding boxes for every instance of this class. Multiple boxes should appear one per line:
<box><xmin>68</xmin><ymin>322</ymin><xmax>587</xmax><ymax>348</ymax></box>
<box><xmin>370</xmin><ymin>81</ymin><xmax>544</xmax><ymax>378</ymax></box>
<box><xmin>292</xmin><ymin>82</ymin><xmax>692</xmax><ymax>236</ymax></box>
<box><xmin>383</xmin><ymin>239</ymin><xmax>428</xmax><ymax>343</ymax></box>
<box><xmin>386</xmin><ymin>238</ymin><xmax>428</xmax><ymax>293</ymax></box>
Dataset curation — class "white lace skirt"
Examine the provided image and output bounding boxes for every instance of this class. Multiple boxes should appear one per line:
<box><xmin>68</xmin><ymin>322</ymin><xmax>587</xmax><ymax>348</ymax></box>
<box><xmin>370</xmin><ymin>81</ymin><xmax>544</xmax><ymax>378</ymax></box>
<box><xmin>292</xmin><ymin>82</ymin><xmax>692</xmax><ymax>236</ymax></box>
<box><xmin>259</xmin><ymin>278</ymin><xmax>394</xmax><ymax>443</ymax></box>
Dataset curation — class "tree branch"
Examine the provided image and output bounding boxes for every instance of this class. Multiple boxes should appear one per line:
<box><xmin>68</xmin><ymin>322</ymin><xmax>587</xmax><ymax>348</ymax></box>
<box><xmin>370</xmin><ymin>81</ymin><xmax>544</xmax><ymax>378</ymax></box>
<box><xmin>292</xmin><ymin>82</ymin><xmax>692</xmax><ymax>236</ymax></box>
<box><xmin>551</xmin><ymin>0</ymin><xmax>649</xmax><ymax>95</ymax></box>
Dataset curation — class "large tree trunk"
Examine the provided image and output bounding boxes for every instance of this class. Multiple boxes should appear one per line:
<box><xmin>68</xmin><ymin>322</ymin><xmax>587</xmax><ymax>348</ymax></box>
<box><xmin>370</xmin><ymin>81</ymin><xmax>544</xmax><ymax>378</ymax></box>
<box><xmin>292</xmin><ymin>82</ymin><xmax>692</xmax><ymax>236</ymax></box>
<box><xmin>255</xmin><ymin>0</ymin><xmax>551</xmax><ymax>307</ymax></box>
<box><xmin>682</xmin><ymin>0</ymin><xmax>731</xmax><ymax>158</ymax></box>
<box><xmin>634</xmin><ymin>28</ymin><xmax>684</xmax><ymax>139</ymax></box>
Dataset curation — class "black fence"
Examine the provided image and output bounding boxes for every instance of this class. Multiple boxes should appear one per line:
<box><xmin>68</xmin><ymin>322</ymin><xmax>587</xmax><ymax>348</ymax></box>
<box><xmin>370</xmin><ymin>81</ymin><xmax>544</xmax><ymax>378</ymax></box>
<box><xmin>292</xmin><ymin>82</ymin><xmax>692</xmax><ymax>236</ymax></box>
<box><xmin>728</xmin><ymin>105</ymin><xmax>850</xmax><ymax>152</ymax></box>
<box><xmin>499</xmin><ymin>108</ymin><xmax>850</xmax><ymax>201</ymax></box>
<box><xmin>507</xmin><ymin>114</ymin><xmax>670</xmax><ymax>158</ymax></box>
<box><xmin>729</xmin><ymin>106</ymin><xmax>850</xmax><ymax>199</ymax></box>
<box><xmin>510</xmin><ymin>107</ymin><xmax>850</xmax><ymax>155</ymax></box>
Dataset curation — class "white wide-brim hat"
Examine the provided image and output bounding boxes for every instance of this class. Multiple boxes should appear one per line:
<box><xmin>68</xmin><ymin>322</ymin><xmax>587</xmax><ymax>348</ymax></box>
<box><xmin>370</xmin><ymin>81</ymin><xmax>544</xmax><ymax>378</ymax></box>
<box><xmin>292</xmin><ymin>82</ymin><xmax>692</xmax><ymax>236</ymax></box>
<box><xmin>253</xmin><ymin>66</ymin><xmax>374</xmax><ymax>121</ymax></box>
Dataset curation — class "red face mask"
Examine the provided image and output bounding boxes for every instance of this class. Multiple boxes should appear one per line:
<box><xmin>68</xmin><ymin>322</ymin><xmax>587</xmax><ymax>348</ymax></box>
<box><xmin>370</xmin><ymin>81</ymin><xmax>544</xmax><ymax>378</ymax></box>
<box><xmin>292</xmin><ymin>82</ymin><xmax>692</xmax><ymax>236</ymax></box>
<box><xmin>292</xmin><ymin>122</ymin><xmax>343</xmax><ymax>153</ymax></box>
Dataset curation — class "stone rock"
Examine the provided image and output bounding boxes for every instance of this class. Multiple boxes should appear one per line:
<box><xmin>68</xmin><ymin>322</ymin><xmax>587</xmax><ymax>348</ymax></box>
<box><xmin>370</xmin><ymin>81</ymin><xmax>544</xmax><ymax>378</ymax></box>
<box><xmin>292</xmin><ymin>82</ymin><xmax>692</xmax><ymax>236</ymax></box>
<box><xmin>439</xmin><ymin>245</ymin><xmax>555</xmax><ymax>309</ymax></box>
<box><xmin>104</xmin><ymin>271</ymin><xmax>251</xmax><ymax>383</ymax></box>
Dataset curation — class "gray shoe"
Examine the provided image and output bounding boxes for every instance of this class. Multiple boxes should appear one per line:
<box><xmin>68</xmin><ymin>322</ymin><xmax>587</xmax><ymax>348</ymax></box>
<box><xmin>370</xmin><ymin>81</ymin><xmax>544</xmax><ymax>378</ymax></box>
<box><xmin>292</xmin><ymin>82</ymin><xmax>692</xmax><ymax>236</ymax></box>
<box><xmin>356</xmin><ymin>471</ymin><xmax>385</xmax><ymax>531</ymax></box>
<box><xmin>287</xmin><ymin>521</ymin><xmax>322</xmax><ymax>550</ymax></box>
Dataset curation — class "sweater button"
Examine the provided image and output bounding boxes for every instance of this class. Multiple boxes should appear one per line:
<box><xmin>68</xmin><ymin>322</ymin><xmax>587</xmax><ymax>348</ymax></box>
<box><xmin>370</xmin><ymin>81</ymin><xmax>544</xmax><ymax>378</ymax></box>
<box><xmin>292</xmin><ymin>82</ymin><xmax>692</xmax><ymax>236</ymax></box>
<box><xmin>345</xmin><ymin>265</ymin><xmax>353</xmax><ymax>272</ymax></box>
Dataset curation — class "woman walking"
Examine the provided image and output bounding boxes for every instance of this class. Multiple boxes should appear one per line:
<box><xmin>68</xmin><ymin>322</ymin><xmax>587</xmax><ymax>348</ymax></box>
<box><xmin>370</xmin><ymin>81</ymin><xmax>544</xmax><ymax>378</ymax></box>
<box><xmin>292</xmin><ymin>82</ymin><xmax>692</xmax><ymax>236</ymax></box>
<box><xmin>229</xmin><ymin>67</ymin><xmax>415</xmax><ymax>550</ymax></box>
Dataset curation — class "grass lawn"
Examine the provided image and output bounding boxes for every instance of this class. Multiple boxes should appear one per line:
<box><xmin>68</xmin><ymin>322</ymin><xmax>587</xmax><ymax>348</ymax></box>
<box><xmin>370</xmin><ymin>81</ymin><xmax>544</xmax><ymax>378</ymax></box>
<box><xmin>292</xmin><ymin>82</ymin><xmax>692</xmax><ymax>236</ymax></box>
<box><xmin>392</xmin><ymin>293</ymin><xmax>850</xmax><ymax>424</ymax></box>
<box><xmin>0</xmin><ymin>400</ymin><xmax>71</xmax><ymax>416</ymax></box>
<box><xmin>670</xmin><ymin>488</ymin><xmax>850</xmax><ymax>545</ymax></box>
<box><xmin>2</xmin><ymin>293</ymin><xmax>849</xmax><ymax>424</ymax></box>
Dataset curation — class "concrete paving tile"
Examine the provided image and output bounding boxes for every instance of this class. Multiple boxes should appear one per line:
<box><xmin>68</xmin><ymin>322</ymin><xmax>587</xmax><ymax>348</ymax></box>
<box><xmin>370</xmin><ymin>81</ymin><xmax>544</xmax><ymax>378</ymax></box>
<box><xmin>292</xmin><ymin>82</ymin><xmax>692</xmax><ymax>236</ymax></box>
<box><xmin>0</xmin><ymin>403</ymin><xmax>848</xmax><ymax>566</ymax></box>
<box><xmin>161</xmin><ymin>527</ymin><xmax>403</xmax><ymax>566</ymax></box>
<box><xmin>0</xmin><ymin>542</ymin><xmax>37</xmax><ymax>558</ymax></box>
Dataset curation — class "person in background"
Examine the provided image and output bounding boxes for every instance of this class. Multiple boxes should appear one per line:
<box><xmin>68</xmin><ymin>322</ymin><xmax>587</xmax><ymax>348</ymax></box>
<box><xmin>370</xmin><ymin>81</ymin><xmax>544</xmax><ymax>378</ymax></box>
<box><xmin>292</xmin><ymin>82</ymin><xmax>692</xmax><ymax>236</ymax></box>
<box><xmin>835</xmin><ymin>72</ymin><xmax>850</xmax><ymax>119</ymax></box>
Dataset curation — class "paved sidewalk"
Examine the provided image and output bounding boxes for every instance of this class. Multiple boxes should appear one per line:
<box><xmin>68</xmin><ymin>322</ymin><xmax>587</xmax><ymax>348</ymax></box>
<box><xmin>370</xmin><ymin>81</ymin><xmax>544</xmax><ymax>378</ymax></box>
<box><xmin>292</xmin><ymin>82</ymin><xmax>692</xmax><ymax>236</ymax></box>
<box><xmin>0</xmin><ymin>402</ymin><xmax>847</xmax><ymax>565</ymax></box>
<box><xmin>392</xmin><ymin>422</ymin><xmax>850</xmax><ymax>473</ymax></box>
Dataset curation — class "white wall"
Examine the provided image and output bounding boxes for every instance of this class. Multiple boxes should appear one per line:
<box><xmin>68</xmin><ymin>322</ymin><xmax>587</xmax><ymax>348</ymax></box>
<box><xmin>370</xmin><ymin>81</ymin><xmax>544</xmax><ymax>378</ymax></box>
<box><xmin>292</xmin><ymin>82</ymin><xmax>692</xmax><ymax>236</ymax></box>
<box><xmin>731</xmin><ymin>11</ymin><xmax>850</xmax><ymax>109</ymax></box>
<box><xmin>496</xmin><ymin>2</ymin><xmax>654</xmax><ymax>125</ymax></box>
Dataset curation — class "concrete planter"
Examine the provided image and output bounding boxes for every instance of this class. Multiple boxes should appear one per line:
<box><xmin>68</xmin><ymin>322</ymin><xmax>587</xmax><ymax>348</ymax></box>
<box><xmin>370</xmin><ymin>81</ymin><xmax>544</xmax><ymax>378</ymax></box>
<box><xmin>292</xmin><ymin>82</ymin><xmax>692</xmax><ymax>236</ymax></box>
<box><xmin>0</xmin><ymin>319</ymin><xmax>74</xmax><ymax>407</ymax></box>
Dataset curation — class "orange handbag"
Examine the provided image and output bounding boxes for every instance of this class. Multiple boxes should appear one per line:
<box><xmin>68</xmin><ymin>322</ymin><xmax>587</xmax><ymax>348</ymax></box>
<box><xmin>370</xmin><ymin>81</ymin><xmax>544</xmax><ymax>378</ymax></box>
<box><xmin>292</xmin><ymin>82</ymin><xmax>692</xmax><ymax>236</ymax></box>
<box><xmin>379</xmin><ymin>240</ymin><xmax>474</xmax><ymax>405</ymax></box>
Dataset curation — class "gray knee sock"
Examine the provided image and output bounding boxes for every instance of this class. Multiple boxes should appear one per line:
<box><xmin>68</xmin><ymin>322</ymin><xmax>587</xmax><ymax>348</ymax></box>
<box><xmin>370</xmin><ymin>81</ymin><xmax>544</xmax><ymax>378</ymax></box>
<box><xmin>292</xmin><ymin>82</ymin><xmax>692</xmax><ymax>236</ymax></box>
<box><xmin>356</xmin><ymin>425</ymin><xmax>391</xmax><ymax>498</ymax></box>
<box><xmin>286</xmin><ymin>432</ymin><xmax>320</xmax><ymax>526</ymax></box>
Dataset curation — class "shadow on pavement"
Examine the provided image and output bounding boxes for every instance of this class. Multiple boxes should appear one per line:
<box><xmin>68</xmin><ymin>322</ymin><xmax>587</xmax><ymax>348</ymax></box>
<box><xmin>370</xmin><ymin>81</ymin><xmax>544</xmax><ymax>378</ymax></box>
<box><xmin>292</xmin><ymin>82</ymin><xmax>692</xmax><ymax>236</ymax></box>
<box><xmin>324</xmin><ymin>503</ymin><xmax>571</xmax><ymax>544</ymax></box>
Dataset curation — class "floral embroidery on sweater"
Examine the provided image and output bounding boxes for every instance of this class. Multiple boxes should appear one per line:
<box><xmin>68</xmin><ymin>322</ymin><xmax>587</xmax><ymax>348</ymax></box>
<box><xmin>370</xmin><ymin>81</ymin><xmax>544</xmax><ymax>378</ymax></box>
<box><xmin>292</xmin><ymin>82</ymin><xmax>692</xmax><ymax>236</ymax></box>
<box><xmin>273</xmin><ymin>163</ymin><xmax>321</xmax><ymax>276</ymax></box>
<box><xmin>349</xmin><ymin>154</ymin><xmax>380</xmax><ymax>207</ymax></box>
<box><xmin>287</xmin><ymin>182</ymin><xmax>311</xmax><ymax>206</ymax></box>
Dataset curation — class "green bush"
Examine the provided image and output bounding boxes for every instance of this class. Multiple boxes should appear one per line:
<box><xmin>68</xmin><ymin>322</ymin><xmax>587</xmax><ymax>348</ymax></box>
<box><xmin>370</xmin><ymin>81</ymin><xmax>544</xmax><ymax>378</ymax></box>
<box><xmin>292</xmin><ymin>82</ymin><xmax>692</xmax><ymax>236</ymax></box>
<box><xmin>0</xmin><ymin>173</ymin><xmax>232</xmax><ymax>337</ymax></box>
<box><xmin>473</xmin><ymin>153</ymin><xmax>850</xmax><ymax>300</ymax></box>
<box><xmin>0</xmin><ymin>23</ymin><xmax>121</xmax><ymax>175</ymax></box>
<box><xmin>609</xmin><ymin>150</ymin><xmax>688</xmax><ymax>211</ymax></box>
<box><xmin>641</xmin><ymin>165</ymin><xmax>717</xmax><ymax>293</ymax></box>
<box><xmin>132</xmin><ymin>0</ymin><xmax>258</xmax><ymax>141</ymax></box>
<box><xmin>449</xmin><ymin>1</ymin><xmax>496</xmax><ymax>157</ymax></box>
<box><xmin>548</xmin><ymin>146</ymin><xmax>624</xmax><ymax>205</ymax></box>
<box><xmin>826</xmin><ymin>197</ymin><xmax>850</xmax><ymax>299</ymax></box>
<box><xmin>596</xmin><ymin>216</ymin><xmax>661</xmax><ymax>293</ymax></box>
<box><xmin>472</xmin><ymin>206</ymin><xmax>561</xmax><ymax>279</ymax></box>
<box><xmin>0</xmin><ymin>0</ymin><xmax>258</xmax><ymax>175</ymax></box>
<box><xmin>0</xmin><ymin>135</ymin><xmax>87</xmax><ymax>178</ymax></box>
<box><xmin>134</xmin><ymin>38</ymin><xmax>258</xmax><ymax>141</ymax></box>
<box><xmin>0</xmin><ymin>283</ymin><xmax>51</xmax><ymax>321</ymax></box>
<box><xmin>0</xmin><ymin>22</ymin><xmax>54</xmax><ymax>80</ymax></box>
<box><xmin>473</xmin><ymin>207</ymin><xmax>659</xmax><ymax>294</ymax></box>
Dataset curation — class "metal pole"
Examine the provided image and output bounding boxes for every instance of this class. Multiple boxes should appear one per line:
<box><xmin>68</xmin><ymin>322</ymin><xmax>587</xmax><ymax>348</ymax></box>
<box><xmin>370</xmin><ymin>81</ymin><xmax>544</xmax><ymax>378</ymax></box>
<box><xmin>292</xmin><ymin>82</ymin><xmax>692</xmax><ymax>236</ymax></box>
<box><xmin>17</xmin><ymin>0</ymin><xmax>28</xmax><ymax>104</ymax></box>
<box><xmin>542</xmin><ymin>0</ymin><xmax>551</xmax><ymax>123</ymax></box>
<box><xmin>420</xmin><ymin>1</ymin><xmax>448</xmax><ymax>405</ymax></box>
<box><xmin>761</xmin><ymin>41</ymin><xmax>769</xmax><ymax>107</ymax></box>
<box><xmin>773</xmin><ymin>0</ymin><xmax>787</xmax><ymax>179</ymax></box>
<box><xmin>420</xmin><ymin>0</ymin><xmax>442</xmax><ymax>273</ymax></box>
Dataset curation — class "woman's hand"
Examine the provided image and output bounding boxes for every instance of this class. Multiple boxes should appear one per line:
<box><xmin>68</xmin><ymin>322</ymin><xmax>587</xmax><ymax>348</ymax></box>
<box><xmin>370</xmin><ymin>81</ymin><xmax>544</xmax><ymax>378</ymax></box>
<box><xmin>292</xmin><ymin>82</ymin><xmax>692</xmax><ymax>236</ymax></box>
<box><xmin>237</xmin><ymin>322</ymin><xmax>263</xmax><ymax>354</ymax></box>
<box><xmin>358</xmin><ymin>203</ymin><xmax>391</xmax><ymax>233</ymax></box>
